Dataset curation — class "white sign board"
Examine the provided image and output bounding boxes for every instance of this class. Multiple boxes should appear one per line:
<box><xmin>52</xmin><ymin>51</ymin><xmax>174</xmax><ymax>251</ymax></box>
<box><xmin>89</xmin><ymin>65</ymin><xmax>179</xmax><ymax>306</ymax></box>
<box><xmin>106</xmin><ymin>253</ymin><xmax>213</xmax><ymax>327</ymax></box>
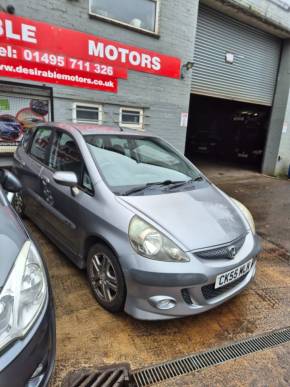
<box><xmin>180</xmin><ymin>112</ymin><xmax>188</xmax><ymax>127</ymax></box>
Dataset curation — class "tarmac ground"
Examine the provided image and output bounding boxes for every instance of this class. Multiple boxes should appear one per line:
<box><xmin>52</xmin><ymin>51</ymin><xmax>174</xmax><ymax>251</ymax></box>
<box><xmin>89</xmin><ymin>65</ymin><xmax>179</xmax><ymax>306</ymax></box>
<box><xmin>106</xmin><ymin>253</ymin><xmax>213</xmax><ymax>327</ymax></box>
<box><xmin>24</xmin><ymin>161</ymin><xmax>290</xmax><ymax>386</ymax></box>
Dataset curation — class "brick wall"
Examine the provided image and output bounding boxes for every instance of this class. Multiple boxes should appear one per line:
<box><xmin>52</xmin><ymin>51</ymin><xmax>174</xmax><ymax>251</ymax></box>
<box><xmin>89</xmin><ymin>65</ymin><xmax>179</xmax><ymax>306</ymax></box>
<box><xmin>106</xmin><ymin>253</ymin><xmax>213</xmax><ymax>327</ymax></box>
<box><xmin>0</xmin><ymin>0</ymin><xmax>199</xmax><ymax>152</ymax></box>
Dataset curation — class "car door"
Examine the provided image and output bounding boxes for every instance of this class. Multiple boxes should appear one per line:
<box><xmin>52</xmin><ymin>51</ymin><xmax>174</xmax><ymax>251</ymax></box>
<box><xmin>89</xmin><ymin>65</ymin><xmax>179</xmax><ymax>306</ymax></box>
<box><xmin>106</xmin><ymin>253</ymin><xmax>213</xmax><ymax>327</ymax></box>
<box><xmin>18</xmin><ymin>126</ymin><xmax>53</xmax><ymax>228</ymax></box>
<box><xmin>39</xmin><ymin>130</ymin><xmax>94</xmax><ymax>259</ymax></box>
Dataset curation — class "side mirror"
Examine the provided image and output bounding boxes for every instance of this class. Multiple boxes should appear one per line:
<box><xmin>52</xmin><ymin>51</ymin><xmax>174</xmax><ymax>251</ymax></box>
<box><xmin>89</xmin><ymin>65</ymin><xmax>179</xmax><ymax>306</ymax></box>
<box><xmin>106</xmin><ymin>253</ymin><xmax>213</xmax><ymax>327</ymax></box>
<box><xmin>0</xmin><ymin>169</ymin><xmax>22</xmax><ymax>193</ymax></box>
<box><xmin>53</xmin><ymin>171</ymin><xmax>78</xmax><ymax>187</ymax></box>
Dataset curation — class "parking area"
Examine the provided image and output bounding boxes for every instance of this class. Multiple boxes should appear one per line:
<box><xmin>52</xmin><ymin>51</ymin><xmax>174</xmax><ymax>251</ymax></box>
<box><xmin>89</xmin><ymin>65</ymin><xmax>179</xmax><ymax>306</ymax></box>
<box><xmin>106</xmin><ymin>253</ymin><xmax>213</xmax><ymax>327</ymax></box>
<box><xmin>23</xmin><ymin>164</ymin><xmax>290</xmax><ymax>386</ymax></box>
<box><xmin>199</xmin><ymin>161</ymin><xmax>290</xmax><ymax>251</ymax></box>
<box><xmin>1</xmin><ymin>1</ymin><xmax>290</xmax><ymax>385</ymax></box>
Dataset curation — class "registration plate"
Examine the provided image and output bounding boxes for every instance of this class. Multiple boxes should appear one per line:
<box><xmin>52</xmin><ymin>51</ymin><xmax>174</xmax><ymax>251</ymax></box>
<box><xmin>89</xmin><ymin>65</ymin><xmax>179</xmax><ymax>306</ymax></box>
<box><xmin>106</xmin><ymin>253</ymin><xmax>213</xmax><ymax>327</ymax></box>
<box><xmin>215</xmin><ymin>259</ymin><xmax>253</xmax><ymax>289</ymax></box>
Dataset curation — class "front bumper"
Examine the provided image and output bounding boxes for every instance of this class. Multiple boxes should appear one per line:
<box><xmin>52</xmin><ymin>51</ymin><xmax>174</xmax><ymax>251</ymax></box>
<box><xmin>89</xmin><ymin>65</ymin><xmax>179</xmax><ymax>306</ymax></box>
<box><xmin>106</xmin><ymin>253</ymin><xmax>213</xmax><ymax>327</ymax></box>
<box><xmin>0</xmin><ymin>293</ymin><xmax>56</xmax><ymax>387</ymax></box>
<box><xmin>123</xmin><ymin>233</ymin><xmax>261</xmax><ymax>320</ymax></box>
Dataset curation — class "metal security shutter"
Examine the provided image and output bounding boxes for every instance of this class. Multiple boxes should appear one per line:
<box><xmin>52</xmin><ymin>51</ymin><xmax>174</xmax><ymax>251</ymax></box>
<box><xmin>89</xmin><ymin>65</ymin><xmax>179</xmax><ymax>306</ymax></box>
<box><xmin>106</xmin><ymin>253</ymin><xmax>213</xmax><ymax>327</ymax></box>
<box><xmin>191</xmin><ymin>5</ymin><xmax>281</xmax><ymax>106</ymax></box>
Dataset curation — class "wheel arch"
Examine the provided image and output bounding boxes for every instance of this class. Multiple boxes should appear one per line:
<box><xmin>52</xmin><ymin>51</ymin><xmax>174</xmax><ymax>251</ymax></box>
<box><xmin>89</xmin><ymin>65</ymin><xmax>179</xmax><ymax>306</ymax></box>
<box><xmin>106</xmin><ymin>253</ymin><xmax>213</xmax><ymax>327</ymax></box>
<box><xmin>82</xmin><ymin>234</ymin><xmax>119</xmax><ymax>265</ymax></box>
<box><xmin>85</xmin><ymin>233</ymin><xmax>127</xmax><ymax>313</ymax></box>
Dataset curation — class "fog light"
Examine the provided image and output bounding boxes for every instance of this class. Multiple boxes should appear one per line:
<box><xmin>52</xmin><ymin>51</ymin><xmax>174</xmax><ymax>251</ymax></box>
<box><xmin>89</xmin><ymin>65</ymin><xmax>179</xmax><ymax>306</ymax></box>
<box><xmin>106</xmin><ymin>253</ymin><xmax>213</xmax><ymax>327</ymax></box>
<box><xmin>157</xmin><ymin>299</ymin><xmax>176</xmax><ymax>310</ymax></box>
<box><xmin>149</xmin><ymin>296</ymin><xmax>176</xmax><ymax>310</ymax></box>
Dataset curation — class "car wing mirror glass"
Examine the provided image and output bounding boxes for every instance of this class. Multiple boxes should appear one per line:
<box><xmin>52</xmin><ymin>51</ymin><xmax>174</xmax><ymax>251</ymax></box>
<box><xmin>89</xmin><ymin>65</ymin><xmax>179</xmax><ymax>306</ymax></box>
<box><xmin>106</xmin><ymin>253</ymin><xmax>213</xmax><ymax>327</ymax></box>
<box><xmin>0</xmin><ymin>169</ymin><xmax>22</xmax><ymax>193</ymax></box>
<box><xmin>6</xmin><ymin>192</ymin><xmax>14</xmax><ymax>203</ymax></box>
<box><xmin>53</xmin><ymin>171</ymin><xmax>78</xmax><ymax>187</ymax></box>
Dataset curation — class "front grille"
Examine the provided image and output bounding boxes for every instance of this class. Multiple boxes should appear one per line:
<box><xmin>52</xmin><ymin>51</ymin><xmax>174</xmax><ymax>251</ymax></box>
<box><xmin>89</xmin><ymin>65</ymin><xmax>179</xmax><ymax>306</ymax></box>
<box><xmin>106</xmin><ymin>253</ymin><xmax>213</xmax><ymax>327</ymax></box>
<box><xmin>62</xmin><ymin>365</ymin><xmax>130</xmax><ymax>387</ymax></box>
<box><xmin>201</xmin><ymin>272</ymin><xmax>248</xmax><ymax>300</ymax></box>
<box><xmin>195</xmin><ymin>235</ymin><xmax>246</xmax><ymax>260</ymax></box>
<box><xmin>181</xmin><ymin>288</ymin><xmax>192</xmax><ymax>305</ymax></box>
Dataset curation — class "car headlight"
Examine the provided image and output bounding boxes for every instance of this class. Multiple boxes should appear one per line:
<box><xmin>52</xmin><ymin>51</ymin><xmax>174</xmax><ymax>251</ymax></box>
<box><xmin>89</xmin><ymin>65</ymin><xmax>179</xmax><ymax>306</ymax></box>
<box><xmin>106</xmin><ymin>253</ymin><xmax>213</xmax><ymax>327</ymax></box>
<box><xmin>129</xmin><ymin>216</ymin><xmax>189</xmax><ymax>262</ymax></box>
<box><xmin>0</xmin><ymin>241</ymin><xmax>47</xmax><ymax>351</ymax></box>
<box><xmin>231</xmin><ymin>198</ymin><xmax>256</xmax><ymax>234</ymax></box>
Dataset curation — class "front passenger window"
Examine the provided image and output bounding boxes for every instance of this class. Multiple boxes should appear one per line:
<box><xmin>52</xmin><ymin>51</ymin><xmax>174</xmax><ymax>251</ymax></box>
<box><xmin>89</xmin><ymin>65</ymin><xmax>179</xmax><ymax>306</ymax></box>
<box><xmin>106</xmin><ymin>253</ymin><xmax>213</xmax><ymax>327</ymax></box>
<box><xmin>50</xmin><ymin>132</ymin><xmax>93</xmax><ymax>193</ymax></box>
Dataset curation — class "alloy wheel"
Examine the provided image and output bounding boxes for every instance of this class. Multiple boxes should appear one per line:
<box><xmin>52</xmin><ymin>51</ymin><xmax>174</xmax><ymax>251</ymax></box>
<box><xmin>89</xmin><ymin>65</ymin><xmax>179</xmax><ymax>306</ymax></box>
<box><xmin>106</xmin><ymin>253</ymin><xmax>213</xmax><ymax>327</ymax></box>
<box><xmin>91</xmin><ymin>253</ymin><xmax>118</xmax><ymax>303</ymax></box>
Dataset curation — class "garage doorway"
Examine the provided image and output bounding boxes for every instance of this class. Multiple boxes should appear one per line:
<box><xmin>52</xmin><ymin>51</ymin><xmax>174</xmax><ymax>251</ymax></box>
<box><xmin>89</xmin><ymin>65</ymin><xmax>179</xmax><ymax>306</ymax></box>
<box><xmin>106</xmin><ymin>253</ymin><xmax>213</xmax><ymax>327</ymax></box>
<box><xmin>185</xmin><ymin>94</ymin><xmax>271</xmax><ymax>170</ymax></box>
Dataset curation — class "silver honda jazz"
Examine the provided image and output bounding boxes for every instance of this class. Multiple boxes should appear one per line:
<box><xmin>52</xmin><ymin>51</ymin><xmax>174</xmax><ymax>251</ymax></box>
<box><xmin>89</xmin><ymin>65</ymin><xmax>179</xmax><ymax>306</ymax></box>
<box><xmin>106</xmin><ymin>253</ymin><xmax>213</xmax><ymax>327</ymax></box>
<box><xmin>13</xmin><ymin>123</ymin><xmax>261</xmax><ymax>320</ymax></box>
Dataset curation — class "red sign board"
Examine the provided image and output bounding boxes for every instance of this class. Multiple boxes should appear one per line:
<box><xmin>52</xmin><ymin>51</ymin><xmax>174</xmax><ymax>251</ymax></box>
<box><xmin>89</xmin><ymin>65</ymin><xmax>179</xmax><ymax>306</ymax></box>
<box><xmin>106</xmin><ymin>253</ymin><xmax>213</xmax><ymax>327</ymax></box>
<box><xmin>0</xmin><ymin>57</ymin><xmax>118</xmax><ymax>92</ymax></box>
<box><xmin>0</xmin><ymin>13</ymin><xmax>181</xmax><ymax>92</ymax></box>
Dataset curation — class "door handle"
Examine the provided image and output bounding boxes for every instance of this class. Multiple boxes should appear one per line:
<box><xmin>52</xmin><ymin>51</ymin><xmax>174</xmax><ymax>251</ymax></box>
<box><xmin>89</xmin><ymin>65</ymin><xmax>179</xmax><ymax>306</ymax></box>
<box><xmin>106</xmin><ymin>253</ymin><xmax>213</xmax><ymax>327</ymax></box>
<box><xmin>41</xmin><ymin>176</ymin><xmax>50</xmax><ymax>184</ymax></box>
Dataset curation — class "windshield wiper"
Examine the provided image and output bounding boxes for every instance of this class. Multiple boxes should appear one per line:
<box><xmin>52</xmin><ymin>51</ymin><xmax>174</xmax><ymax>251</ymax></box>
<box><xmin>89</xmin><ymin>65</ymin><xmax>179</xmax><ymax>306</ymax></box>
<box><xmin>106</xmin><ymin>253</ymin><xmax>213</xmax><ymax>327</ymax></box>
<box><xmin>121</xmin><ymin>178</ymin><xmax>203</xmax><ymax>196</ymax></box>
<box><xmin>122</xmin><ymin>180</ymin><xmax>184</xmax><ymax>196</ymax></box>
<box><xmin>166</xmin><ymin>176</ymin><xmax>203</xmax><ymax>190</ymax></box>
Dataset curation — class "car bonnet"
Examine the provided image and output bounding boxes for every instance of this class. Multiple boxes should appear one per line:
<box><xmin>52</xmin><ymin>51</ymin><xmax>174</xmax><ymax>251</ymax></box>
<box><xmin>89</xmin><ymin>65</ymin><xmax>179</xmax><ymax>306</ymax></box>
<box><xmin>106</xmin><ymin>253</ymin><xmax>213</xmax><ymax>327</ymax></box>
<box><xmin>119</xmin><ymin>184</ymin><xmax>248</xmax><ymax>251</ymax></box>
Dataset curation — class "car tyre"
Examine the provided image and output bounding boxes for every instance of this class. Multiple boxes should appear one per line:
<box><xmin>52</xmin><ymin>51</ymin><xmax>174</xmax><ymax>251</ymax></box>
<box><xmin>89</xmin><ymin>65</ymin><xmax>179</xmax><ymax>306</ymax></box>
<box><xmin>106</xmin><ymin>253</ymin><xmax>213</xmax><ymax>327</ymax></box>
<box><xmin>87</xmin><ymin>243</ymin><xmax>126</xmax><ymax>313</ymax></box>
<box><xmin>12</xmin><ymin>192</ymin><xmax>26</xmax><ymax>218</ymax></box>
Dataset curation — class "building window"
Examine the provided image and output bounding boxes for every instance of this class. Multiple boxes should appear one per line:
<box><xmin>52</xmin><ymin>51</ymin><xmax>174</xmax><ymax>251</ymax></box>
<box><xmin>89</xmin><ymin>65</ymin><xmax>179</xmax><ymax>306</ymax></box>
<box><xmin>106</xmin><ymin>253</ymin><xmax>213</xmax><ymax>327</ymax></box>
<box><xmin>89</xmin><ymin>0</ymin><xmax>159</xmax><ymax>34</ymax></box>
<box><xmin>72</xmin><ymin>103</ymin><xmax>102</xmax><ymax>124</ymax></box>
<box><xmin>119</xmin><ymin>107</ymin><xmax>144</xmax><ymax>130</ymax></box>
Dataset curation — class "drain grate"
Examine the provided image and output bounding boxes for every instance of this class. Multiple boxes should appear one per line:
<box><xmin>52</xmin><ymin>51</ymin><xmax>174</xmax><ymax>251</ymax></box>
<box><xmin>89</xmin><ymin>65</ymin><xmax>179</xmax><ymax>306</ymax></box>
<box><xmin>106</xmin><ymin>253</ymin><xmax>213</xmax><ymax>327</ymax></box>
<box><xmin>62</xmin><ymin>364</ymin><xmax>131</xmax><ymax>387</ymax></box>
<box><xmin>132</xmin><ymin>326</ymin><xmax>290</xmax><ymax>386</ymax></box>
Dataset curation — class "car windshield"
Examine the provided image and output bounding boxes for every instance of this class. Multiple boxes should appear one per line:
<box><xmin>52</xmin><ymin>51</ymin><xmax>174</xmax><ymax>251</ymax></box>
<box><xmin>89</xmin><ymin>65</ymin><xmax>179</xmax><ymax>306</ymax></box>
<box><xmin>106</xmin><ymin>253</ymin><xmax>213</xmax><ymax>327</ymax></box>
<box><xmin>85</xmin><ymin>134</ymin><xmax>203</xmax><ymax>195</ymax></box>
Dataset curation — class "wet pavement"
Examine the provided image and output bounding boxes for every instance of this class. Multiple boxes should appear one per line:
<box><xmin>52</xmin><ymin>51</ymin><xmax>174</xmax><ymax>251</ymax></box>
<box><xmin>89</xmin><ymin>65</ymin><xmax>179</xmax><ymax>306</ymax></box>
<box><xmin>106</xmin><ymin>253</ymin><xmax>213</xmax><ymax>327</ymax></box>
<box><xmin>24</xmin><ymin>164</ymin><xmax>290</xmax><ymax>386</ymax></box>
<box><xmin>198</xmin><ymin>161</ymin><xmax>290</xmax><ymax>251</ymax></box>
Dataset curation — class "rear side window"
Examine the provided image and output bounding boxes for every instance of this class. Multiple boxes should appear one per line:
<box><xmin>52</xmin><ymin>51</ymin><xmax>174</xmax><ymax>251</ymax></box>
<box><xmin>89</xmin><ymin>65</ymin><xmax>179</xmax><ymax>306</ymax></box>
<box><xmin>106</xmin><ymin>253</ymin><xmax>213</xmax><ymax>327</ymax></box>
<box><xmin>30</xmin><ymin>127</ymin><xmax>52</xmax><ymax>164</ymax></box>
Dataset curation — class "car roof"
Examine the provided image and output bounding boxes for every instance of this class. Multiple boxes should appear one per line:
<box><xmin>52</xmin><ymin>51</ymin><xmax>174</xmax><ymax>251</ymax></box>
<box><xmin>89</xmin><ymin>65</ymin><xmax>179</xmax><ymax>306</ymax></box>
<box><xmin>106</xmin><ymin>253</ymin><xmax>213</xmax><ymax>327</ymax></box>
<box><xmin>38</xmin><ymin>122</ymin><xmax>154</xmax><ymax>137</ymax></box>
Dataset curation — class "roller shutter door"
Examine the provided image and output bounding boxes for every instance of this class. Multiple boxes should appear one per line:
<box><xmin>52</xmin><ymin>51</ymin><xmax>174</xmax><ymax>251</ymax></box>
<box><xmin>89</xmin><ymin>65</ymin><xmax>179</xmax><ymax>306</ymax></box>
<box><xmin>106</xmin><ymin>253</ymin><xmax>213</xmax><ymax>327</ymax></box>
<box><xmin>191</xmin><ymin>5</ymin><xmax>281</xmax><ymax>106</ymax></box>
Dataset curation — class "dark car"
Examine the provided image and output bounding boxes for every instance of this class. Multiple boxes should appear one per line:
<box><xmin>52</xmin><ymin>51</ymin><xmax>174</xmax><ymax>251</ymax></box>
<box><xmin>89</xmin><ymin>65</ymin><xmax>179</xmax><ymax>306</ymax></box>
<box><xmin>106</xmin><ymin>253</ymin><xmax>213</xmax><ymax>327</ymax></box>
<box><xmin>188</xmin><ymin>130</ymin><xmax>221</xmax><ymax>157</ymax></box>
<box><xmin>0</xmin><ymin>115</ymin><xmax>22</xmax><ymax>141</ymax></box>
<box><xmin>0</xmin><ymin>169</ymin><xmax>55</xmax><ymax>387</ymax></box>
